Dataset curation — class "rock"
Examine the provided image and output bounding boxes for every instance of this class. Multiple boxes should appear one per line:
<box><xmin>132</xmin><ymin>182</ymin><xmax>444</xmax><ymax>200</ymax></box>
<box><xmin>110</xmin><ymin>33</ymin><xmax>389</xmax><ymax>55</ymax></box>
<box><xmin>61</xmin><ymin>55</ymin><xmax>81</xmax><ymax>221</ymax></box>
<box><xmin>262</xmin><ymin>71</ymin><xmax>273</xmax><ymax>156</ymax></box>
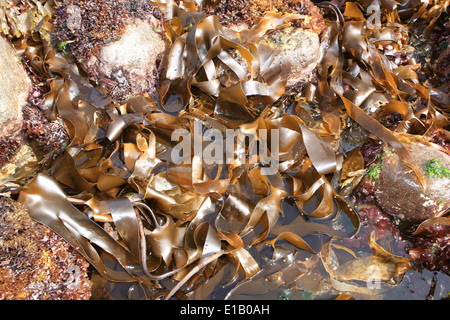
<box><xmin>260</xmin><ymin>26</ymin><xmax>323</xmax><ymax>91</ymax></box>
<box><xmin>0</xmin><ymin>196</ymin><xmax>92</xmax><ymax>300</ymax></box>
<box><xmin>353</xmin><ymin>138</ymin><xmax>450</xmax><ymax>223</ymax></box>
<box><xmin>85</xmin><ymin>19</ymin><xmax>166</xmax><ymax>102</ymax></box>
<box><xmin>0</xmin><ymin>36</ymin><xmax>33</xmax><ymax>179</ymax></box>
<box><xmin>0</xmin><ymin>36</ymin><xmax>31</xmax><ymax>137</ymax></box>
<box><xmin>53</xmin><ymin>0</ymin><xmax>167</xmax><ymax>102</ymax></box>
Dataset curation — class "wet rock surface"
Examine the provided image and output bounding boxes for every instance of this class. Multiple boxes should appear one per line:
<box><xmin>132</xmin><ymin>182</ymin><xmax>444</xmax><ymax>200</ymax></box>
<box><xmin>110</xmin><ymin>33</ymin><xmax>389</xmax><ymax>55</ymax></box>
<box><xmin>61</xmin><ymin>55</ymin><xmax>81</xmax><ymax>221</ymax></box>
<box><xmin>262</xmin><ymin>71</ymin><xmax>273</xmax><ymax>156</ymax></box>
<box><xmin>0</xmin><ymin>197</ymin><xmax>91</xmax><ymax>300</ymax></box>
<box><xmin>353</xmin><ymin>138</ymin><xmax>450</xmax><ymax>223</ymax></box>
<box><xmin>53</xmin><ymin>0</ymin><xmax>167</xmax><ymax>102</ymax></box>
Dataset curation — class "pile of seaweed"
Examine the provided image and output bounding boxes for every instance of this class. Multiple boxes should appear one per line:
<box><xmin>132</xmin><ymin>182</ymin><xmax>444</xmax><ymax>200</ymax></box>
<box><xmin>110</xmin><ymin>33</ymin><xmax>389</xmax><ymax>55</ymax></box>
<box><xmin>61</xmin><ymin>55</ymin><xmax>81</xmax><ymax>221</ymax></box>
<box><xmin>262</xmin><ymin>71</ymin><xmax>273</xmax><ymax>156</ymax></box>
<box><xmin>1</xmin><ymin>0</ymin><xmax>449</xmax><ymax>299</ymax></box>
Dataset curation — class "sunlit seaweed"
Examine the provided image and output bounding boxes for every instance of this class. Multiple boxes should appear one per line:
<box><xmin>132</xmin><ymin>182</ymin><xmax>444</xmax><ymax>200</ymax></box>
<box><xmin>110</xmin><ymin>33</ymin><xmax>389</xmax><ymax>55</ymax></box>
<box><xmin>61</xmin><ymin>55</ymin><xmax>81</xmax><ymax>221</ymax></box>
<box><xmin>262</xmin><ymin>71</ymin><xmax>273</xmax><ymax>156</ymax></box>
<box><xmin>3</xmin><ymin>0</ymin><xmax>449</xmax><ymax>300</ymax></box>
<box><xmin>0</xmin><ymin>0</ymin><xmax>54</xmax><ymax>38</ymax></box>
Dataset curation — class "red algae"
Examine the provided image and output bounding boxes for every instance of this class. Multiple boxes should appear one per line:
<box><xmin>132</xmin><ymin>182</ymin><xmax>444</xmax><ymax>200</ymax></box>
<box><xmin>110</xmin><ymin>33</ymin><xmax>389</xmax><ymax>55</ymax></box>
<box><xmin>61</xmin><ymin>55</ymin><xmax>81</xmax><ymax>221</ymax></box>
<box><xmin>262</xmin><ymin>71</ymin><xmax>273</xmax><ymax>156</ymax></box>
<box><xmin>0</xmin><ymin>197</ymin><xmax>91</xmax><ymax>300</ymax></box>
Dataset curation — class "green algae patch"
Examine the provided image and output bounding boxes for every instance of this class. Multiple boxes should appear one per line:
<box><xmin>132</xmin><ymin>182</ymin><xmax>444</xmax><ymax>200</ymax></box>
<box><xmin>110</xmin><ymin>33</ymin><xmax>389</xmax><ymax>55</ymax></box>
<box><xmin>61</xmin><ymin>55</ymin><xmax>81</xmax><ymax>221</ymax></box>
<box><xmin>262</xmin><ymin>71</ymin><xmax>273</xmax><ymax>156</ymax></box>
<box><xmin>368</xmin><ymin>162</ymin><xmax>382</xmax><ymax>181</ymax></box>
<box><xmin>424</xmin><ymin>159</ymin><xmax>450</xmax><ymax>179</ymax></box>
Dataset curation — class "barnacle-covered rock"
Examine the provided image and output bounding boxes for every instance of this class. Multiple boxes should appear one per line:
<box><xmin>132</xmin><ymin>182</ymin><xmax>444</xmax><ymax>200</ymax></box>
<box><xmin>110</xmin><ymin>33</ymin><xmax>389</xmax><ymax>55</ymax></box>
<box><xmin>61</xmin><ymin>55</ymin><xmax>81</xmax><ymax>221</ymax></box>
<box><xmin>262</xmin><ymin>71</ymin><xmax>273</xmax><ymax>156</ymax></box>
<box><xmin>353</xmin><ymin>137</ymin><xmax>450</xmax><ymax>223</ymax></box>
<box><xmin>0</xmin><ymin>196</ymin><xmax>91</xmax><ymax>300</ymax></box>
<box><xmin>53</xmin><ymin>0</ymin><xmax>167</xmax><ymax>102</ymax></box>
<box><xmin>207</xmin><ymin>0</ymin><xmax>327</xmax><ymax>92</ymax></box>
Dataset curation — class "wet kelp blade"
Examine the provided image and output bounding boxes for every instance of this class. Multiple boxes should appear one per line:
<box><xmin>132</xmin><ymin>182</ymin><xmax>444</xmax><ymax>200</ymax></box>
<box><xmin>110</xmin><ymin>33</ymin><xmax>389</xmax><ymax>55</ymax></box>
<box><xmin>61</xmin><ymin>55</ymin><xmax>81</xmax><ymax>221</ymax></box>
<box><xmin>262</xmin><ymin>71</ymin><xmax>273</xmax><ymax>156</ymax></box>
<box><xmin>298</xmin><ymin>122</ymin><xmax>337</xmax><ymax>175</ymax></box>
<box><xmin>18</xmin><ymin>173</ymin><xmax>146</xmax><ymax>284</ymax></box>
<box><xmin>320</xmin><ymin>234</ymin><xmax>411</xmax><ymax>297</ymax></box>
<box><xmin>158</xmin><ymin>13</ymin><xmax>293</xmax><ymax>116</ymax></box>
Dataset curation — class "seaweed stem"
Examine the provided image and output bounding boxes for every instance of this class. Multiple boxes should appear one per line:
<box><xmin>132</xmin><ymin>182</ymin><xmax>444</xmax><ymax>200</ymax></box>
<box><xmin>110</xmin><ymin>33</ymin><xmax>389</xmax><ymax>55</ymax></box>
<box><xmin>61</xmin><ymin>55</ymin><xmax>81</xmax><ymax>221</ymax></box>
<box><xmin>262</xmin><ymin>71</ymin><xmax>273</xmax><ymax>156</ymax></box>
<box><xmin>134</xmin><ymin>201</ymin><xmax>162</xmax><ymax>229</ymax></box>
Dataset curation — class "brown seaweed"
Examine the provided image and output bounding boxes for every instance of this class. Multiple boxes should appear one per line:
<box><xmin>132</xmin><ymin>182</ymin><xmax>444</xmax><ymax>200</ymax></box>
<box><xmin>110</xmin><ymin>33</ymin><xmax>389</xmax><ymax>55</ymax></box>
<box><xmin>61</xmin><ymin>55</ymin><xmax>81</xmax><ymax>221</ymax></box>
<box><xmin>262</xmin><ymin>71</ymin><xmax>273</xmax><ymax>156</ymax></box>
<box><xmin>3</xmin><ymin>0</ymin><xmax>448</xmax><ymax>299</ymax></box>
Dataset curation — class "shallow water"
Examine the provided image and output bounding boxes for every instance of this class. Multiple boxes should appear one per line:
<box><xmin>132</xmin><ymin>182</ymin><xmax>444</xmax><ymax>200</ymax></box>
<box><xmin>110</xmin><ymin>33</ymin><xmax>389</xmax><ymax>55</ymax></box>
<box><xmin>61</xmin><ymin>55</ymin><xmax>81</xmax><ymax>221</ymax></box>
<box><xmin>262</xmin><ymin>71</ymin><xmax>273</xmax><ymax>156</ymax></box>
<box><xmin>90</xmin><ymin>198</ymin><xmax>450</xmax><ymax>300</ymax></box>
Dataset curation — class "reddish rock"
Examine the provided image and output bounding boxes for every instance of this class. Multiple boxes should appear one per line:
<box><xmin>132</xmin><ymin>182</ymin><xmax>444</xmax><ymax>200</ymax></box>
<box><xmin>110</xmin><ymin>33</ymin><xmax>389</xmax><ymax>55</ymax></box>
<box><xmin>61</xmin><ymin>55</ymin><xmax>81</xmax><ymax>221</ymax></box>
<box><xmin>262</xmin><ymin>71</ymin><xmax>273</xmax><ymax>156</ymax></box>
<box><xmin>0</xmin><ymin>37</ymin><xmax>31</xmax><ymax>169</ymax></box>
